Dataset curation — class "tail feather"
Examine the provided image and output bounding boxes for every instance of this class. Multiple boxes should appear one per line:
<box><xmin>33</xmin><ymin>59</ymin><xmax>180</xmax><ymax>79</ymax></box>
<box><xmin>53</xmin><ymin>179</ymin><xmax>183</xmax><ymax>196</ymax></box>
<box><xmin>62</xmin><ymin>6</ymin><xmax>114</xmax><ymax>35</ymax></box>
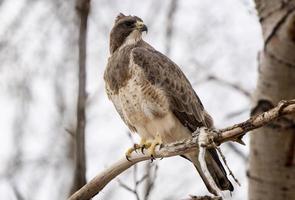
<box><xmin>205</xmin><ymin>149</ymin><xmax>234</xmax><ymax>191</ymax></box>
<box><xmin>184</xmin><ymin>149</ymin><xmax>234</xmax><ymax>193</ymax></box>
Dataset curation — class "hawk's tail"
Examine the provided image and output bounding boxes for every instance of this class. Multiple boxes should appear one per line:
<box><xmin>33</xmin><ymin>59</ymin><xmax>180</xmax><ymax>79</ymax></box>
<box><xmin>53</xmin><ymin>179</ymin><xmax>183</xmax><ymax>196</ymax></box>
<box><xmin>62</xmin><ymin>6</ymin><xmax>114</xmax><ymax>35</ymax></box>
<box><xmin>184</xmin><ymin>149</ymin><xmax>234</xmax><ymax>193</ymax></box>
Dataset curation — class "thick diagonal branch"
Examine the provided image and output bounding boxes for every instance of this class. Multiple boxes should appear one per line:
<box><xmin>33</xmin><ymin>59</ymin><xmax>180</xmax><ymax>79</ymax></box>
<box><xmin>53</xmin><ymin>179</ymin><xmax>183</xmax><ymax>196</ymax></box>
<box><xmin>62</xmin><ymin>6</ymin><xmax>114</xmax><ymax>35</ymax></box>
<box><xmin>68</xmin><ymin>99</ymin><xmax>295</xmax><ymax>200</ymax></box>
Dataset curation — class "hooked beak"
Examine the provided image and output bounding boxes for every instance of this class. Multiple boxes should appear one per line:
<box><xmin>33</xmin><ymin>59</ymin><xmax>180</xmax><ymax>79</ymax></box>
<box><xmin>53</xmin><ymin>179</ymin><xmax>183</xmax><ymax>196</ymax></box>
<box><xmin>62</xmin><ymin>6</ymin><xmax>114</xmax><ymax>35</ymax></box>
<box><xmin>135</xmin><ymin>21</ymin><xmax>148</xmax><ymax>33</ymax></box>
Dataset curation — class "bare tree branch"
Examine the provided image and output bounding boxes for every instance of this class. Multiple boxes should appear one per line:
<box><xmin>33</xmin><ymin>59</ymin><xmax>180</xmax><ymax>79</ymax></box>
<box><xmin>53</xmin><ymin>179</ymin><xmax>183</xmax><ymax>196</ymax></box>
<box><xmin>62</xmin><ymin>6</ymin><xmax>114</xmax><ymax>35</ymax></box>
<box><xmin>117</xmin><ymin>164</ymin><xmax>141</xmax><ymax>200</ymax></box>
<box><xmin>68</xmin><ymin>99</ymin><xmax>295</xmax><ymax>200</ymax></box>
<box><xmin>10</xmin><ymin>180</ymin><xmax>25</xmax><ymax>200</ymax></box>
<box><xmin>165</xmin><ymin>0</ymin><xmax>178</xmax><ymax>55</ymax></box>
<box><xmin>143</xmin><ymin>162</ymin><xmax>158</xmax><ymax>200</ymax></box>
<box><xmin>225</xmin><ymin>108</ymin><xmax>249</xmax><ymax>119</ymax></box>
<box><xmin>117</xmin><ymin>176</ymin><xmax>141</xmax><ymax>200</ymax></box>
<box><xmin>207</xmin><ymin>75</ymin><xmax>251</xmax><ymax>98</ymax></box>
<box><xmin>187</xmin><ymin>195</ymin><xmax>222</xmax><ymax>200</ymax></box>
<box><xmin>226</xmin><ymin>143</ymin><xmax>248</xmax><ymax>162</ymax></box>
<box><xmin>70</xmin><ymin>0</ymin><xmax>90</xmax><ymax>194</ymax></box>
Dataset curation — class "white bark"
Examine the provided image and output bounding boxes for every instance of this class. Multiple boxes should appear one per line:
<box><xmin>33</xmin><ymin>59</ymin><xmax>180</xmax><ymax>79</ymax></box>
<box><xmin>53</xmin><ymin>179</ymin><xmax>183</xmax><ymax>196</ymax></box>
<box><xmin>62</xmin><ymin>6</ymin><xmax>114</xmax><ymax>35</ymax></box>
<box><xmin>249</xmin><ymin>1</ymin><xmax>295</xmax><ymax>200</ymax></box>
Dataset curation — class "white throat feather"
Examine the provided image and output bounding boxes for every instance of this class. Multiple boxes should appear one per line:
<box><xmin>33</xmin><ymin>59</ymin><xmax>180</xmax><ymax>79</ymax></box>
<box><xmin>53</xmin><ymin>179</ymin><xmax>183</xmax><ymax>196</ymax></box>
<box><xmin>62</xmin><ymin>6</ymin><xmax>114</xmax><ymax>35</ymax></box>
<box><xmin>120</xmin><ymin>30</ymin><xmax>142</xmax><ymax>50</ymax></box>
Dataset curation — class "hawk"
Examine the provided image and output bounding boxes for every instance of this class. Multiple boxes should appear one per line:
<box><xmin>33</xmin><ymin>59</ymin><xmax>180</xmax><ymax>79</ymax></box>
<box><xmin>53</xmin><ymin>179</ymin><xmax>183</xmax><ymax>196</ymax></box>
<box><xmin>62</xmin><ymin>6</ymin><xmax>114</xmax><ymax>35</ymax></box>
<box><xmin>104</xmin><ymin>13</ymin><xmax>233</xmax><ymax>193</ymax></box>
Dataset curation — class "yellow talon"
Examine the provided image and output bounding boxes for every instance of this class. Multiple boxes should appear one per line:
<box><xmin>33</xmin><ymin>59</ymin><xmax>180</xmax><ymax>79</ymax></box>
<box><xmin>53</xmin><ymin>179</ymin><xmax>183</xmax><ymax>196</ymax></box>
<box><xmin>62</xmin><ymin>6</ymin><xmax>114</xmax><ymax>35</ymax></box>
<box><xmin>146</xmin><ymin>135</ymin><xmax>162</xmax><ymax>159</ymax></box>
<box><xmin>125</xmin><ymin>147</ymin><xmax>135</xmax><ymax>161</ymax></box>
<box><xmin>125</xmin><ymin>136</ymin><xmax>163</xmax><ymax>161</ymax></box>
<box><xmin>125</xmin><ymin>139</ymin><xmax>149</xmax><ymax>161</ymax></box>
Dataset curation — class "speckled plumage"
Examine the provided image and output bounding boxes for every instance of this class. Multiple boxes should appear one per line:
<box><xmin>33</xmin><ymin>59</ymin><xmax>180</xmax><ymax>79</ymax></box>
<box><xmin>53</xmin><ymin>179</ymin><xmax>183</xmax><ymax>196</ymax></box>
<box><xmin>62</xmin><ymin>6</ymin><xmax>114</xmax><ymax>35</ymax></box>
<box><xmin>104</xmin><ymin>13</ymin><xmax>233</xmax><ymax>192</ymax></box>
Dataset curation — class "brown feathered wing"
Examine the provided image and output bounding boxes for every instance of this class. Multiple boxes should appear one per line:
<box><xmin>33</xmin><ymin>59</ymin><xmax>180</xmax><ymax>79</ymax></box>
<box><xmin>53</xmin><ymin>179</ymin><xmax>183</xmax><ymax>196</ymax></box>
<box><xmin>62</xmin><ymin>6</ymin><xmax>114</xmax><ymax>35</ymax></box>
<box><xmin>131</xmin><ymin>47</ymin><xmax>233</xmax><ymax>192</ymax></box>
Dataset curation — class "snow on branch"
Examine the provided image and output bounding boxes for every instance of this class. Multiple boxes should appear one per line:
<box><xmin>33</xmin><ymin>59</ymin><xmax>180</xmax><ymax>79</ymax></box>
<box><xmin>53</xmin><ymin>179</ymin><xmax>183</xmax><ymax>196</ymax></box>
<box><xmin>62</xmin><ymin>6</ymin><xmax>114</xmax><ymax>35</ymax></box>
<box><xmin>68</xmin><ymin>99</ymin><xmax>295</xmax><ymax>200</ymax></box>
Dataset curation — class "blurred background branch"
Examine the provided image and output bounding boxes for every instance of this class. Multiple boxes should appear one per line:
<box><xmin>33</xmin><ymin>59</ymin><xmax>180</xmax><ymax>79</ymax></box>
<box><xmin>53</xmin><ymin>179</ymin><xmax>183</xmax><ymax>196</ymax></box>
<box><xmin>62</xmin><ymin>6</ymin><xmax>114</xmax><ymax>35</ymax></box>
<box><xmin>70</xmin><ymin>0</ymin><xmax>91</xmax><ymax>195</ymax></box>
<box><xmin>165</xmin><ymin>0</ymin><xmax>178</xmax><ymax>55</ymax></box>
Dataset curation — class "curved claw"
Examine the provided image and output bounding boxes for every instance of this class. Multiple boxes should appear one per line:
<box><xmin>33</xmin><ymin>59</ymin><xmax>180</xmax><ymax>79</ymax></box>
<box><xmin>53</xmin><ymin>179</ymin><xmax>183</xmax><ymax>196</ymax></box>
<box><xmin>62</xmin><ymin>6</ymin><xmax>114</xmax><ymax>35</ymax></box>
<box><xmin>150</xmin><ymin>155</ymin><xmax>155</xmax><ymax>163</ymax></box>
<box><xmin>125</xmin><ymin>145</ymin><xmax>138</xmax><ymax>161</ymax></box>
<box><xmin>126</xmin><ymin>155</ymin><xmax>131</xmax><ymax>162</ymax></box>
<box><xmin>125</xmin><ymin>141</ymin><xmax>147</xmax><ymax>161</ymax></box>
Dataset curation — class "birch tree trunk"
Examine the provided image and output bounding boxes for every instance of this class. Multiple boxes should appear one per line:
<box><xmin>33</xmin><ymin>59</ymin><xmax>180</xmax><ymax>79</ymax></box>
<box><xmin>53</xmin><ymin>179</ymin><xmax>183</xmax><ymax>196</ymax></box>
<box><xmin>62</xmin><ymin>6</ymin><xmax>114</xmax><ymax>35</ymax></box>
<box><xmin>249</xmin><ymin>1</ymin><xmax>295</xmax><ymax>200</ymax></box>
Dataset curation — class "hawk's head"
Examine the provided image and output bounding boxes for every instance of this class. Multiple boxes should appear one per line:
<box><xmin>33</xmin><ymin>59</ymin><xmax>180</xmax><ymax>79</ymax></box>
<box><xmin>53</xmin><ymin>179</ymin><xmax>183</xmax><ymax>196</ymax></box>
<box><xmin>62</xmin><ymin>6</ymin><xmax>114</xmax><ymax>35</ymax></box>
<box><xmin>109</xmin><ymin>13</ymin><xmax>148</xmax><ymax>54</ymax></box>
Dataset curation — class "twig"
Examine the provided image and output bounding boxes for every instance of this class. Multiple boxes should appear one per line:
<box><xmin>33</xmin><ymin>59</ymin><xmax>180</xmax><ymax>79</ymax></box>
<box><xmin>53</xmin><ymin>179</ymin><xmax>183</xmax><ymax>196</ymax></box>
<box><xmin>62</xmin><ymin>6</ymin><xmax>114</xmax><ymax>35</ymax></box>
<box><xmin>117</xmin><ymin>178</ymin><xmax>141</xmax><ymax>200</ymax></box>
<box><xmin>68</xmin><ymin>99</ymin><xmax>295</xmax><ymax>200</ymax></box>
<box><xmin>215</xmin><ymin>146</ymin><xmax>240</xmax><ymax>186</ymax></box>
<box><xmin>207</xmin><ymin>75</ymin><xmax>251</xmax><ymax>98</ymax></box>
<box><xmin>117</xmin><ymin>179</ymin><xmax>135</xmax><ymax>193</ymax></box>
<box><xmin>10</xmin><ymin>180</ymin><xmax>25</xmax><ymax>200</ymax></box>
<box><xmin>187</xmin><ymin>195</ymin><xmax>222</xmax><ymax>200</ymax></box>
<box><xmin>136</xmin><ymin>174</ymin><xmax>148</xmax><ymax>185</ymax></box>
<box><xmin>165</xmin><ymin>0</ymin><xmax>178</xmax><ymax>55</ymax></box>
<box><xmin>198</xmin><ymin>128</ymin><xmax>222</xmax><ymax>196</ymax></box>
<box><xmin>226</xmin><ymin>143</ymin><xmax>248</xmax><ymax>162</ymax></box>
<box><xmin>143</xmin><ymin>162</ymin><xmax>158</xmax><ymax>200</ymax></box>
<box><xmin>225</xmin><ymin>108</ymin><xmax>249</xmax><ymax>119</ymax></box>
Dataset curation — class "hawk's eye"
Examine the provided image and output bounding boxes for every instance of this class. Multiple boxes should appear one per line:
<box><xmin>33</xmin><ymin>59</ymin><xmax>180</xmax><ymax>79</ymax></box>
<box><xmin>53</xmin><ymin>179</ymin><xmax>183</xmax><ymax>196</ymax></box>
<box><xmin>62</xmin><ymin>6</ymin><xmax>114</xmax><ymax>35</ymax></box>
<box><xmin>125</xmin><ymin>21</ymin><xmax>134</xmax><ymax>27</ymax></box>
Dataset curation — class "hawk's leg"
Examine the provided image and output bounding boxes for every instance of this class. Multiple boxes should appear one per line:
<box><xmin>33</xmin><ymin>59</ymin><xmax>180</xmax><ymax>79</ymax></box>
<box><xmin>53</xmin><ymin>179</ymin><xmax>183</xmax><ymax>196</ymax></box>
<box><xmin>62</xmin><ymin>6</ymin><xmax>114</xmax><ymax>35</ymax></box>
<box><xmin>145</xmin><ymin>134</ymin><xmax>163</xmax><ymax>160</ymax></box>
